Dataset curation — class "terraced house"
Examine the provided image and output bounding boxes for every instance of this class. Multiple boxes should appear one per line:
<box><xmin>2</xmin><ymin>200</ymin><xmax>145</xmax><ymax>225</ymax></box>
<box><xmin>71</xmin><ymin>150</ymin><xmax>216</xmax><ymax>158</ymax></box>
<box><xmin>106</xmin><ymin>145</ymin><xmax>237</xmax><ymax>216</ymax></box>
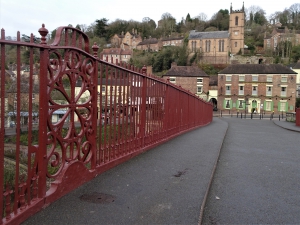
<box><xmin>218</xmin><ymin>64</ymin><xmax>297</xmax><ymax>113</ymax></box>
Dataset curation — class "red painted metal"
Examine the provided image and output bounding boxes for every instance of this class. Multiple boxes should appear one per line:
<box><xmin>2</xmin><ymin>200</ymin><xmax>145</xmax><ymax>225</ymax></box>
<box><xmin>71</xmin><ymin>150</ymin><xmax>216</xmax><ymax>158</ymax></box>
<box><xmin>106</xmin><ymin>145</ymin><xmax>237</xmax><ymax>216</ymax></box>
<box><xmin>296</xmin><ymin>108</ymin><xmax>300</xmax><ymax>126</ymax></box>
<box><xmin>0</xmin><ymin>24</ymin><xmax>213</xmax><ymax>225</ymax></box>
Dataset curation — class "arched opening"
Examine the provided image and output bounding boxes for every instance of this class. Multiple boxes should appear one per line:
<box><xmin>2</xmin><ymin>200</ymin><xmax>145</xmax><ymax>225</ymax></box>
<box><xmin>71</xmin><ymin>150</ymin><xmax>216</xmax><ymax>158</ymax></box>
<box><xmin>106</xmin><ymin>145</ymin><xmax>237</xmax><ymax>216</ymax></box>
<box><xmin>209</xmin><ymin>98</ymin><xmax>218</xmax><ymax>111</ymax></box>
<box><xmin>235</xmin><ymin>16</ymin><xmax>239</xmax><ymax>25</ymax></box>
<box><xmin>259</xmin><ymin>58</ymin><xmax>263</xmax><ymax>64</ymax></box>
<box><xmin>252</xmin><ymin>100</ymin><xmax>257</xmax><ymax>113</ymax></box>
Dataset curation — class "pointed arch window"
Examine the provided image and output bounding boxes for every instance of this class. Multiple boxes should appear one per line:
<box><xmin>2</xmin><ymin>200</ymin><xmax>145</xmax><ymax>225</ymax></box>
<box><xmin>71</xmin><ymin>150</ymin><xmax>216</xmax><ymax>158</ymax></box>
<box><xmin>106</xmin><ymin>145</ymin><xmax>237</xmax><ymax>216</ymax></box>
<box><xmin>219</xmin><ymin>40</ymin><xmax>225</xmax><ymax>52</ymax></box>
<box><xmin>205</xmin><ymin>40</ymin><xmax>211</xmax><ymax>52</ymax></box>
<box><xmin>192</xmin><ymin>41</ymin><xmax>197</xmax><ymax>52</ymax></box>
<box><xmin>235</xmin><ymin>16</ymin><xmax>239</xmax><ymax>25</ymax></box>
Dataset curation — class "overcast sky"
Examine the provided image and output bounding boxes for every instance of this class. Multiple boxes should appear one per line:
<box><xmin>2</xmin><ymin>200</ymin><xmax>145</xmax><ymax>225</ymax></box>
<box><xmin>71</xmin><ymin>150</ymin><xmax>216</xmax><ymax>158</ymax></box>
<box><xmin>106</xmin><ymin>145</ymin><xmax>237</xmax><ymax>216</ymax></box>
<box><xmin>0</xmin><ymin>0</ymin><xmax>298</xmax><ymax>38</ymax></box>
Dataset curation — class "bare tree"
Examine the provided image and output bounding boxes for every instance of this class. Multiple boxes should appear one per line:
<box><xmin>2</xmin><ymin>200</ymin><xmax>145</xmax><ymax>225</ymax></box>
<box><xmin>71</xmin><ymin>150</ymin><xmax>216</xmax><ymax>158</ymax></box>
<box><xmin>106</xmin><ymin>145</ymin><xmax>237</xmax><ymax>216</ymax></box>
<box><xmin>196</xmin><ymin>13</ymin><xmax>208</xmax><ymax>22</ymax></box>
<box><xmin>289</xmin><ymin>3</ymin><xmax>300</xmax><ymax>27</ymax></box>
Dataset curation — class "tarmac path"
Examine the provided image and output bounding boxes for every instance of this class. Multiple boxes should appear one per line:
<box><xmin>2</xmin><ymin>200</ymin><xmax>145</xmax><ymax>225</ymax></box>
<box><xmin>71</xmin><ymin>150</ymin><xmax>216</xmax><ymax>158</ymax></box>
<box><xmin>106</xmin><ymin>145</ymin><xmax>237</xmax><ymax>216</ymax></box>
<box><xmin>202</xmin><ymin>118</ymin><xmax>300</xmax><ymax>224</ymax></box>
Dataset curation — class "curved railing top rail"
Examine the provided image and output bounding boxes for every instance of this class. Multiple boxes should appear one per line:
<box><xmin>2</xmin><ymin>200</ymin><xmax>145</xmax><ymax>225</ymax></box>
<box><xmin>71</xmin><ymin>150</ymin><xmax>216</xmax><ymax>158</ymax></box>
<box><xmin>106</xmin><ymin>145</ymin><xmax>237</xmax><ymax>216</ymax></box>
<box><xmin>50</xmin><ymin>26</ymin><xmax>90</xmax><ymax>53</ymax></box>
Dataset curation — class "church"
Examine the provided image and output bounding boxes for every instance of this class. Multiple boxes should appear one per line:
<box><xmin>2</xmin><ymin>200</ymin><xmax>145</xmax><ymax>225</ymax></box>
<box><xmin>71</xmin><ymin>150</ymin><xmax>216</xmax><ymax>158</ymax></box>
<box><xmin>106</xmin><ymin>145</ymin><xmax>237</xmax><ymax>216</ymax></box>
<box><xmin>188</xmin><ymin>3</ymin><xmax>245</xmax><ymax>64</ymax></box>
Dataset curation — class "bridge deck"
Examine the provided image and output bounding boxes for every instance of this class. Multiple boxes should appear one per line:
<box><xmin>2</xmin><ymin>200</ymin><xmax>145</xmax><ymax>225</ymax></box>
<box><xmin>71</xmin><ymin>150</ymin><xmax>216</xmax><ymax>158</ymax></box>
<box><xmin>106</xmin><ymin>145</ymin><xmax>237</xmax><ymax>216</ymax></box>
<box><xmin>22</xmin><ymin>118</ymin><xmax>299</xmax><ymax>225</ymax></box>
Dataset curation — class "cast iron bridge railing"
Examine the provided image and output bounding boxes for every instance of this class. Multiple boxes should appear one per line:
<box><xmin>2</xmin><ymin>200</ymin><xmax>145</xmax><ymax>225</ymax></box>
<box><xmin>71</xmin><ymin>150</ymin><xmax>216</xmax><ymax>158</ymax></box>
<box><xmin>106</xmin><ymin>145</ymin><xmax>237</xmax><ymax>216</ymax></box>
<box><xmin>0</xmin><ymin>24</ymin><xmax>213</xmax><ymax>225</ymax></box>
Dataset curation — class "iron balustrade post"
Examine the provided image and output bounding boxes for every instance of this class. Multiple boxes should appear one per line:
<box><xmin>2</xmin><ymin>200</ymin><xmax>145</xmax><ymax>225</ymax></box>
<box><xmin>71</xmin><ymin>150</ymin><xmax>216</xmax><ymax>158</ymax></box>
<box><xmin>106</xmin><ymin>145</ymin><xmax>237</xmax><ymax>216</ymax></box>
<box><xmin>140</xmin><ymin>68</ymin><xmax>147</xmax><ymax>148</ymax></box>
<box><xmin>37</xmin><ymin>40</ymin><xmax>49</xmax><ymax>198</ymax></box>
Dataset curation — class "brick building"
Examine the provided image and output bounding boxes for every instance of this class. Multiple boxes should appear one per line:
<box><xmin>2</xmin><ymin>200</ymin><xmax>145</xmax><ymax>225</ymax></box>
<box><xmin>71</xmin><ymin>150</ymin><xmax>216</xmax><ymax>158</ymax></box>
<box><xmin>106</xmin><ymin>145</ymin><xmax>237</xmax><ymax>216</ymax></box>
<box><xmin>264</xmin><ymin>27</ymin><xmax>300</xmax><ymax>52</ymax></box>
<box><xmin>100</xmin><ymin>48</ymin><xmax>132</xmax><ymax>64</ymax></box>
<box><xmin>163</xmin><ymin>63</ymin><xmax>210</xmax><ymax>100</ymax></box>
<box><xmin>218</xmin><ymin>64</ymin><xmax>297</xmax><ymax>113</ymax></box>
<box><xmin>136</xmin><ymin>38</ymin><xmax>162</xmax><ymax>52</ymax></box>
<box><xmin>188</xmin><ymin>3</ymin><xmax>245</xmax><ymax>64</ymax></box>
<box><xmin>289</xmin><ymin>60</ymin><xmax>300</xmax><ymax>97</ymax></box>
<box><xmin>161</xmin><ymin>36</ymin><xmax>184</xmax><ymax>47</ymax></box>
<box><xmin>110</xmin><ymin>29</ymin><xmax>142</xmax><ymax>50</ymax></box>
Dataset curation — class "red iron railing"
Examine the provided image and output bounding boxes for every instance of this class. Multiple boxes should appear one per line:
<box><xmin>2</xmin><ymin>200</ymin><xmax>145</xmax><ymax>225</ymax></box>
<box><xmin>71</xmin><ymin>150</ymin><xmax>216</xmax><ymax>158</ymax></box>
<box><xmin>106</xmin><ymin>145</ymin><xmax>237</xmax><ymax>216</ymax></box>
<box><xmin>0</xmin><ymin>24</ymin><xmax>213</xmax><ymax>225</ymax></box>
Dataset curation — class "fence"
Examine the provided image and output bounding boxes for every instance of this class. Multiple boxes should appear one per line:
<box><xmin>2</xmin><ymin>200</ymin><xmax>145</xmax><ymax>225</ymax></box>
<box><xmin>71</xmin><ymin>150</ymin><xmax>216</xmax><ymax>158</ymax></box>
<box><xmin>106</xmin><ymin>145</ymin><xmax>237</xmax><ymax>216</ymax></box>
<box><xmin>0</xmin><ymin>24</ymin><xmax>213</xmax><ymax>225</ymax></box>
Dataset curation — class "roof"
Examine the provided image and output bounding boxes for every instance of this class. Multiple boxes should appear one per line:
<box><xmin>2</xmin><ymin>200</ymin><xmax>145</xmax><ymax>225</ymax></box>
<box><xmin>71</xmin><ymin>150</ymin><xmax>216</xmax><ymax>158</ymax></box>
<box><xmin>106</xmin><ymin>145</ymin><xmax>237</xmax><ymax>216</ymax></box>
<box><xmin>101</xmin><ymin>48</ymin><xmax>132</xmax><ymax>55</ymax></box>
<box><xmin>189</xmin><ymin>30</ymin><xmax>229</xmax><ymax>39</ymax></box>
<box><xmin>218</xmin><ymin>64</ymin><xmax>297</xmax><ymax>75</ymax></box>
<box><xmin>137</xmin><ymin>38</ymin><xmax>159</xmax><ymax>45</ymax></box>
<box><xmin>161</xmin><ymin>37</ymin><xmax>184</xmax><ymax>41</ymax></box>
<box><xmin>291</xmin><ymin>61</ymin><xmax>300</xmax><ymax>69</ymax></box>
<box><xmin>164</xmin><ymin>66</ymin><xmax>209</xmax><ymax>77</ymax></box>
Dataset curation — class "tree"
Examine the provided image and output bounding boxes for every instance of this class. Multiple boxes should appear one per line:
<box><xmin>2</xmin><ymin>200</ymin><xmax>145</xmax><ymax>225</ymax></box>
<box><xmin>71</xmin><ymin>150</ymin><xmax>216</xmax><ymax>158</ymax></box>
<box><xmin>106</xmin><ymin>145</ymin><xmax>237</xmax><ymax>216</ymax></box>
<box><xmin>208</xmin><ymin>9</ymin><xmax>229</xmax><ymax>31</ymax></box>
<box><xmin>246</xmin><ymin>5</ymin><xmax>267</xmax><ymax>26</ymax></box>
<box><xmin>160</xmin><ymin>12</ymin><xmax>176</xmax><ymax>37</ymax></box>
<box><xmin>186</xmin><ymin>13</ymin><xmax>192</xmax><ymax>23</ymax></box>
<box><xmin>289</xmin><ymin>3</ymin><xmax>300</xmax><ymax>28</ymax></box>
<box><xmin>94</xmin><ymin>18</ymin><xmax>108</xmax><ymax>39</ymax></box>
<box><xmin>291</xmin><ymin>45</ymin><xmax>300</xmax><ymax>62</ymax></box>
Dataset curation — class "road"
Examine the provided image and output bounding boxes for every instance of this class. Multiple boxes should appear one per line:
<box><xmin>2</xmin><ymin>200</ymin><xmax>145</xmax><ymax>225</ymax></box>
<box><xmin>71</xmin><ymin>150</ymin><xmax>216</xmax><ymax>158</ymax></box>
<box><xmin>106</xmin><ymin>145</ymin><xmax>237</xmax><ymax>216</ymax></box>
<box><xmin>202</xmin><ymin>118</ymin><xmax>300</xmax><ymax>224</ymax></box>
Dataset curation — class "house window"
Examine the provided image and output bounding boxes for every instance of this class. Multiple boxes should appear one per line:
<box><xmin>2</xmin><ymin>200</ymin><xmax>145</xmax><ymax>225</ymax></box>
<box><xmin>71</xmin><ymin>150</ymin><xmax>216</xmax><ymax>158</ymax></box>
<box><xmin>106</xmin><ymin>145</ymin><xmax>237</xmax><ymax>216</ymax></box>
<box><xmin>197</xmin><ymin>78</ymin><xmax>203</xmax><ymax>83</ymax></box>
<box><xmin>102</xmin><ymin>86</ymin><xmax>106</xmax><ymax>92</ymax></box>
<box><xmin>281</xmin><ymin>76</ymin><xmax>287</xmax><ymax>82</ymax></box>
<box><xmin>252</xmin><ymin>75</ymin><xmax>258</xmax><ymax>81</ymax></box>
<box><xmin>252</xmin><ymin>86</ymin><xmax>258</xmax><ymax>95</ymax></box>
<box><xmin>169</xmin><ymin>77</ymin><xmax>176</xmax><ymax>83</ymax></box>
<box><xmin>235</xmin><ymin>42</ymin><xmax>237</xmax><ymax>47</ymax></box>
<box><xmin>265</xmin><ymin>101</ymin><xmax>272</xmax><ymax>111</ymax></box>
<box><xmin>226</xmin><ymin>75</ymin><xmax>231</xmax><ymax>81</ymax></box>
<box><xmin>281</xmin><ymin>86</ymin><xmax>287</xmax><ymax>97</ymax></box>
<box><xmin>279</xmin><ymin>101</ymin><xmax>287</xmax><ymax>112</ymax></box>
<box><xmin>32</xmin><ymin>93</ymin><xmax>35</xmax><ymax>99</ymax></box>
<box><xmin>14</xmin><ymin>93</ymin><xmax>17</xmax><ymax>99</ymax></box>
<box><xmin>239</xmin><ymin>86</ymin><xmax>244</xmax><ymax>95</ymax></box>
<box><xmin>266</xmin><ymin>86</ymin><xmax>272</xmax><ymax>96</ymax></box>
<box><xmin>197</xmin><ymin>85</ymin><xmax>203</xmax><ymax>93</ymax></box>
<box><xmin>267</xmin><ymin>39</ymin><xmax>271</xmax><ymax>48</ymax></box>
<box><xmin>267</xmin><ymin>76</ymin><xmax>272</xmax><ymax>82</ymax></box>
<box><xmin>239</xmin><ymin>75</ymin><xmax>245</xmax><ymax>81</ymax></box>
<box><xmin>225</xmin><ymin>85</ymin><xmax>231</xmax><ymax>95</ymax></box>
<box><xmin>235</xmin><ymin>16</ymin><xmax>239</xmax><ymax>25</ymax></box>
<box><xmin>14</xmin><ymin>101</ymin><xmax>17</xmax><ymax>110</ymax></box>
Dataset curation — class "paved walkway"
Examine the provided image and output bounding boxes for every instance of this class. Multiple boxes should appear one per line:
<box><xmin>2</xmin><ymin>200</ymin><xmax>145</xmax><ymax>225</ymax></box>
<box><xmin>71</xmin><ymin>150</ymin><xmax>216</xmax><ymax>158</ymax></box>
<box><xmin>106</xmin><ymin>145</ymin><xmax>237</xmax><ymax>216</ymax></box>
<box><xmin>203</xmin><ymin>118</ymin><xmax>300</xmax><ymax>224</ymax></box>
<box><xmin>22</xmin><ymin>118</ymin><xmax>228</xmax><ymax>225</ymax></box>
<box><xmin>21</xmin><ymin>118</ymin><xmax>300</xmax><ymax>225</ymax></box>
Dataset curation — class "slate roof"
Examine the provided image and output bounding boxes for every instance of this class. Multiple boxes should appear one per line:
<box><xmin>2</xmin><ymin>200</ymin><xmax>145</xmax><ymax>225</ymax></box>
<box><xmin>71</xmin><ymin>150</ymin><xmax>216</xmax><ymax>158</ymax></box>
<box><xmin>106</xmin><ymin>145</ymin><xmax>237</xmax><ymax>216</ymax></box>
<box><xmin>161</xmin><ymin>37</ymin><xmax>184</xmax><ymax>41</ymax></box>
<box><xmin>164</xmin><ymin>66</ymin><xmax>209</xmax><ymax>77</ymax></box>
<box><xmin>218</xmin><ymin>64</ymin><xmax>297</xmax><ymax>74</ymax></box>
<box><xmin>137</xmin><ymin>38</ymin><xmax>159</xmax><ymax>45</ymax></box>
<box><xmin>101</xmin><ymin>48</ymin><xmax>132</xmax><ymax>55</ymax></box>
<box><xmin>291</xmin><ymin>61</ymin><xmax>300</xmax><ymax>69</ymax></box>
<box><xmin>189</xmin><ymin>30</ymin><xmax>229</xmax><ymax>39</ymax></box>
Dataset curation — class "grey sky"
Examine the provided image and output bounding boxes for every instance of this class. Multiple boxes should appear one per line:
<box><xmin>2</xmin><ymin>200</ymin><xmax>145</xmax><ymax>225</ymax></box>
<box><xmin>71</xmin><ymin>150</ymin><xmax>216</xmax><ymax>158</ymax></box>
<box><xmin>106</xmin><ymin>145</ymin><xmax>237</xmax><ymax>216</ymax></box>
<box><xmin>0</xmin><ymin>0</ymin><xmax>297</xmax><ymax>38</ymax></box>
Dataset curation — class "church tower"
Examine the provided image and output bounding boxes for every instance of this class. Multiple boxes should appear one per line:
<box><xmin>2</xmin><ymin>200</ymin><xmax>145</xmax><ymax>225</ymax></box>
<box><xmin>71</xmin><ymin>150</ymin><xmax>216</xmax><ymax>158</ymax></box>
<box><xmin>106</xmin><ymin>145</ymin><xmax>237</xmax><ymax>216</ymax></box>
<box><xmin>229</xmin><ymin>2</ymin><xmax>245</xmax><ymax>55</ymax></box>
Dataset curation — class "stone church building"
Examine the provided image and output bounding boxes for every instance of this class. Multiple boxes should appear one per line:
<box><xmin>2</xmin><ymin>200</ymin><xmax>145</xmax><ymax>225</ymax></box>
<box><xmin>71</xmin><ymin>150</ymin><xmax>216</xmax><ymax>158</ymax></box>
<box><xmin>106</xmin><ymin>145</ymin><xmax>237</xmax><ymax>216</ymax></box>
<box><xmin>188</xmin><ymin>3</ymin><xmax>245</xmax><ymax>64</ymax></box>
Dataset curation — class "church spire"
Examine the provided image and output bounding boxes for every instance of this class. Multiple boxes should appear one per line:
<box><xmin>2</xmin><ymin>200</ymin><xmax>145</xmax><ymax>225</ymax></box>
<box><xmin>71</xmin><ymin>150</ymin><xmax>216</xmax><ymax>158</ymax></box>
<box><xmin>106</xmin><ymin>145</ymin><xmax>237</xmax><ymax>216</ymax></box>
<box><xmin>242</xmin><ymin>2</ymin><xmax>244</xmax><ymax>12</ymax></box>
<box><xmin>230</xmin><ymin>3</ymin><xmax>232</xmax><ymax>13</ymax></box>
